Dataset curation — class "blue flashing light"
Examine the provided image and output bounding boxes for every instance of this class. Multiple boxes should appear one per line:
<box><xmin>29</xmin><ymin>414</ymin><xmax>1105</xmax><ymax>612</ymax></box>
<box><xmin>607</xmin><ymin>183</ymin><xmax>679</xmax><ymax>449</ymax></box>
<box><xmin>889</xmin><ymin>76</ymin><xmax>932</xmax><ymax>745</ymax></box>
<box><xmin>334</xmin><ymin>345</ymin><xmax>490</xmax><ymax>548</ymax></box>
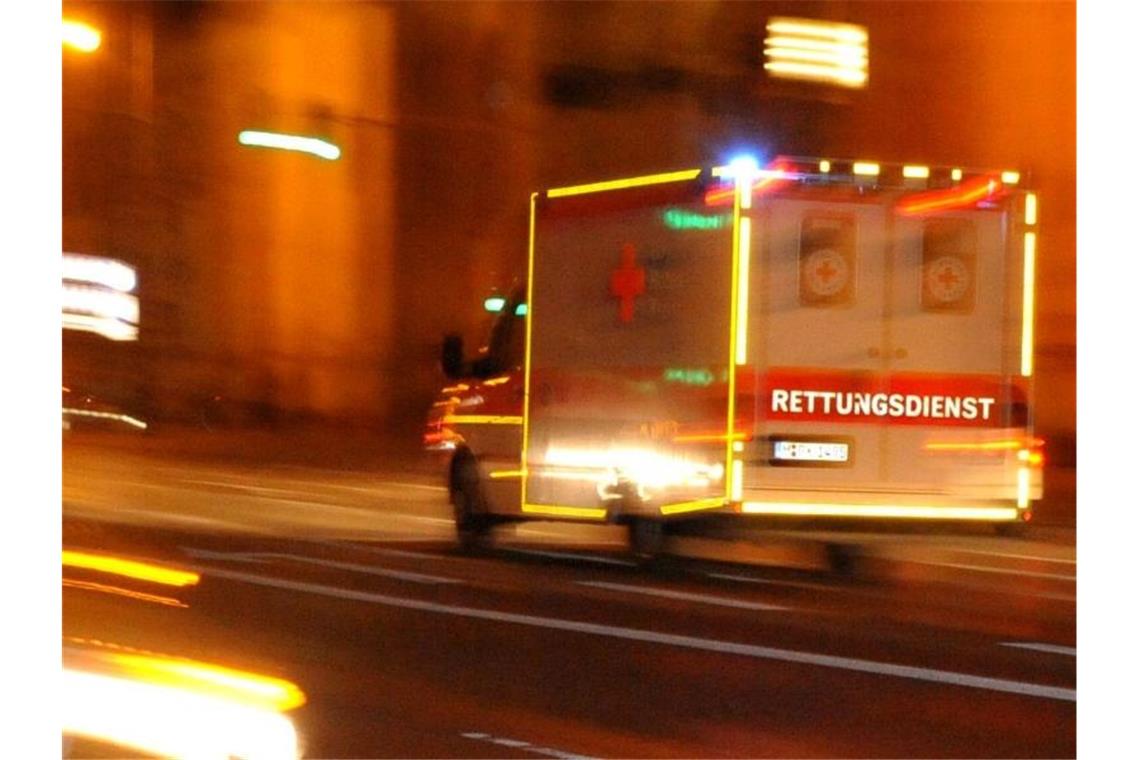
<box><xmin>726</xmin><ymin>154</ymin><xmax>760</xmax><ymax>179</ymax></box>
<box><xmin>514</xmin><ymin>303</ymin><xmax>528</xmax><ymax>317</ymax></box>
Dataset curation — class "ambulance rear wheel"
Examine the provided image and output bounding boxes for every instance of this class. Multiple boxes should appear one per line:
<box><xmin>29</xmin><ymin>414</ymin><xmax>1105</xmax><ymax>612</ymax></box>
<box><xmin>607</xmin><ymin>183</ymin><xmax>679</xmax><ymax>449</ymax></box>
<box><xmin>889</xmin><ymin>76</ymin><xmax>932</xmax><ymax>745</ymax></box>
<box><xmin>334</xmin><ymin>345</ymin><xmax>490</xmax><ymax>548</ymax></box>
<box><xmin>452</xmin><ymin>457</ymin><xmax>493</xmax><ymax>553</ymax></box>
<box><xmin>628</xmin><ymin>518</ymin><xmax>666</xmax><ymax>559</ymax></box>
<box><xmin>995</xmin><ymin>520</ymin><xmax>1030</xmax><ymax>539</ymax></box>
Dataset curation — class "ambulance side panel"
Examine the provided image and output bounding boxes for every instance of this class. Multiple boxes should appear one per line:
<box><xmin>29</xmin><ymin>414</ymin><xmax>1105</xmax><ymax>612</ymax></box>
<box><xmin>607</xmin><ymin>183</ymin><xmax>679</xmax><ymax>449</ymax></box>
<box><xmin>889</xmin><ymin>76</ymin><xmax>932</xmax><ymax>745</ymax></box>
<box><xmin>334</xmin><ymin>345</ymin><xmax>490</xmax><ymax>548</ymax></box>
<box><xmin>523</xmin><ymin>182</ymin><xmax>734</xmax><ymax>518</ymax></box>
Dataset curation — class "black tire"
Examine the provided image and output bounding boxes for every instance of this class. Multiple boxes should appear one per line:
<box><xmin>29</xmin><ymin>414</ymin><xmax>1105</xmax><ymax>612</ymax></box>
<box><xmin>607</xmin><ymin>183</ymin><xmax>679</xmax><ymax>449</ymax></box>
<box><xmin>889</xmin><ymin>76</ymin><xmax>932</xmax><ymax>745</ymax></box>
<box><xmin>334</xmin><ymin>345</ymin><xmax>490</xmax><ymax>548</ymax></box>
<box><xmin>995</xmin><ymin>521</ymin><xmax>1031</xmax><ymax>539</ymax></box>
<box><xmin>628</xmin><ymin>518</ymin><xmax>666</xmax><ymax>560</ymax></box>
<box><xmin>452</xmin><ymin>457</ymin><xmax>493</xmax><ymax>553</ymax></box>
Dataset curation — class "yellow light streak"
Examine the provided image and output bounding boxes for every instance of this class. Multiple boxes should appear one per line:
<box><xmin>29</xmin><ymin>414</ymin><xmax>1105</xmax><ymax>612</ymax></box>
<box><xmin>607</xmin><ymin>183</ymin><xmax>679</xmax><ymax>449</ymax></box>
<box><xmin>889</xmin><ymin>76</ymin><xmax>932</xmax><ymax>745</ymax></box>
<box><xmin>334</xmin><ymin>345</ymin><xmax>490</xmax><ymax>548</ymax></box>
<box><xmin>63</xmin><ymin>580</ymin><xmax>188</xmax><ymax>608</ymax></box>
<box><xmin>660</xmin><ymin>498</ymin><xmax>726</xmax><ymax>516</ymax></box>
<box><xmin>1001</xmin><ymin>171</ymin><xmax>1021</xmax><ymax>185</ymax></box>
<box><xmin>853</xmin><ymin>162</ymin><xmax>881</xmax><ymax>176</ymax></box>
<box><xmin>766</xmin><ymin>18</ymin><xmax>868</xmax><ymax>43</ymax></box>
<box><xmin>1017</xmin><ymin>467</ymin><xmax>1031</xmax><ymax>509</ymax></box>
<box><xmin>63</xmin><ymin>253</ymin><xmax>137</xmax><ymax>292</ymax></box>
<box><xmin>62</xmin><ymin>313</ymin><xmax>139</xmax><ymax>341</ymax></box>
<box><xmin>442</xmin><ymin>414</ymin><xmax>523</xmax><ymax>425</ymax></box>
<box><xmin>765</xmin><ymin>36</ymin><xmax>868</xmax><ymax>56</ymax></box>
<box><xmin>440</xmin><ymin>384</ymin><xmax>470</xmax><ymax>394</ymax></box>
<box><xmin>765</xmin><ymin>46</ymin><xmax>867</xmax><ymax>67</ymax></box>
<box><xmin>547</xmin><ymin>169</ymin><xmax>701</xmax><ymax>198</ymax></box>
<box><xmin>1025</xmin><ymin>193</ymin><xmax>1038</xmax><ymax>226</ymax></box>
<box><xmin>62</xmin><ymin>407</ymin><xmax>148</xmax><ymax>430</ymax></box>
<box><xmin>672</xmin><ymin>432</ymin><xmax>750</xmax><ymax>444</ymax></box>
<box><xmin>63</xmin><ymin>551</ymin><xmax>200</xmax><ymax>587</ymax></box>
<box><xmin>903</xmin><ymin>165</ymin><xmax>931</xmax><ymax>179</ymax></box>
<box><xmin>64</xmin><ymin>669</ymin><xmax>301</xmax><ymax>760</ymax></box>
<box><xmin>740</xmin><ymin>502</ymin><xmax>1021</xmax><ymax>521</ymax></box>
<box><xmin>63</xmin><ymin>285</ymin><xmax>139</xmax><ymax>324</ymax></box>
<box><xmin>924</xmin><ymin>439</ymin><xmax>1040</xmax><ymax>453</ymax></box>
<box><xmin>109</xmin><ymin>653</ymin><xmax>307</xmax><ymax>711</ymax></box>
<box><xmin>735</xmin><ymin>217</ymin><xmax>752</xmax><ymax>365</ymax></box>
<box><xmin>63</xmin><ymin>19</ymin><xmax>101</xmax><ymax>52</ymax></box>
<box><xmin>522</xmin><ymin>504</ymin><xmax>608</xmax><ymax>520</ymax></box>
<box><xmin>238</xmin><ymin>130</ymin><xmax>341</xmax><ymax>160</ymax></box>
<box><xmin>1021</xmin><ymin>232</ymin><xmax>1037</xmax><ymax>376</ymax></box>
<box><xmin>763</xmin><ymin>61</ymin><xmax>868</xmax><ymax>87</ymax></box>
<box><xmin>489</xmin><ymin>469</ymin><xmax>525</xmax><ymax>479</ymax></box>
<box><xmin>482</xmin><ymin>375</ymin><xmax>512</xmax><ymax>386</ymax></box>
<box><xmin>731</xmin><ymin>459</ymin><xmax>744</xmax><ymax>501</ymax></box>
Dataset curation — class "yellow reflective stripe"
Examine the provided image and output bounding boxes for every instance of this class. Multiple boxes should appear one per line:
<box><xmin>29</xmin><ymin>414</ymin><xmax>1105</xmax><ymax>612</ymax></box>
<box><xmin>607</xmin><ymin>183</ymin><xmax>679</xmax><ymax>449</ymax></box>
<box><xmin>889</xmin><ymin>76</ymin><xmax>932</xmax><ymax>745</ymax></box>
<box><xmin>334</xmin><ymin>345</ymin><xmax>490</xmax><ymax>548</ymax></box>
<box><xmin>659</xmin><ymin>498</ymin><xmax>726</xmax><ymax>516</ymax></box>
<box><xmin>489</xmin><ymin>470</ymin><xmax>526</xmax><ymax>480</ymax></box>
<box><xmin>522</xmin><ymin>504</ymin><xmax>608</xmax><ymax>520</ymax></box>
<box><xmin>547</xmin><ymin>169</ymin><xmax>701</xmax><ymax>198</ymax></box>
<box><xmin>740</xmin><ymin>503</ymin><xmax>1021</xmax><ymax>521</ymax></box>
<box><xmin>1021</xmin><ymin>232</ymin><xmax>1037</xmax><ymax>377</ymax></box>
<box><xmin>442</xmin><ymin>414</ymin><xmax>523</xmax><ymax>425</ymax></box>
<box><xmin>521</xmin><ymin>193</ymin><xmax>539</xmax><ymax>510</ymax></box>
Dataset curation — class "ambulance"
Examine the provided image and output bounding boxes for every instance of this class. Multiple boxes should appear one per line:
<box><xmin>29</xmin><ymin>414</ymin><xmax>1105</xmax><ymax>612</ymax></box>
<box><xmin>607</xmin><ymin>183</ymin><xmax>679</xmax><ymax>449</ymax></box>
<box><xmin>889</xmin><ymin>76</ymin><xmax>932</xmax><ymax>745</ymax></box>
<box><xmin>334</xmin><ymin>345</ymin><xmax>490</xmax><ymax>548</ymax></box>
<box><xmin>426</xmin><ymin>156</ymin><xmax>1043</xmax><ymax>554</ymax></box>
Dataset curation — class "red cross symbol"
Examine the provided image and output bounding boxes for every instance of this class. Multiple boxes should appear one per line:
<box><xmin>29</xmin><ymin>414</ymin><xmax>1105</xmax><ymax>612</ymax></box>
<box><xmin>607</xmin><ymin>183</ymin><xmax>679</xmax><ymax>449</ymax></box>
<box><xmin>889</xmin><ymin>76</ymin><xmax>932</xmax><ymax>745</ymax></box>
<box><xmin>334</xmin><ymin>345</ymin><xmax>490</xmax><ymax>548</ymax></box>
<box><xmin>937</xmin><ymin>264</ymin><xmax>961</xmax><ymax>288</ymax></box>
<box><xmin>610</xmin><ymin>242</ymin><xmax>645</xmax><ymax>323</ymax></box>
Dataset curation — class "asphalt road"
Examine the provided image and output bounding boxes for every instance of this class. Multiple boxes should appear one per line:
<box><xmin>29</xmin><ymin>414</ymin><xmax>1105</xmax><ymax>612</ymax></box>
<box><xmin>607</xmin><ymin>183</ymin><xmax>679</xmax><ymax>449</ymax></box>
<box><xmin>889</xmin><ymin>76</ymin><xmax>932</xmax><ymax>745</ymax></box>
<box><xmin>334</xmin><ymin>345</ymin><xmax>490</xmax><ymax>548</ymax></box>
<box><xmin>62</xmin><ymin>435</ymin><xmax>1076</xmax><ymax>758</ymax></box>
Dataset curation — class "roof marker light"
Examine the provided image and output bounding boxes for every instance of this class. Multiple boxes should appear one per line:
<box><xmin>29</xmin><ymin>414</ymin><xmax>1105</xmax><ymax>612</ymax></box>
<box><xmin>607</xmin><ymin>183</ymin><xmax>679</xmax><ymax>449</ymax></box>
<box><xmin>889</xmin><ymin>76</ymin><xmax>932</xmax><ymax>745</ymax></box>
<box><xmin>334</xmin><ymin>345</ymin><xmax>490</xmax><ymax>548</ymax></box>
<box><xmin>853</xmin><ymin>162</ymin><xmax>880</xmax><ymax>176</ymax></box>
<box><xmin>903</xmin><ymin>165</ymin><xmax>930</xmax><ymax>179</ymax></box>
<box><xmin>819</xmin><ymin>160</ymin><xmax>831</xmax><ymax>173</ymax></box>
<box><xmin>1002</xmin><ymin>171</ymin><xmax>1021</xmax><ymax>185</ymax></box>
<box><xmin>951</xmin><ymin>168</ymin><xmax>963</xmax><ymax>181</ymax></box>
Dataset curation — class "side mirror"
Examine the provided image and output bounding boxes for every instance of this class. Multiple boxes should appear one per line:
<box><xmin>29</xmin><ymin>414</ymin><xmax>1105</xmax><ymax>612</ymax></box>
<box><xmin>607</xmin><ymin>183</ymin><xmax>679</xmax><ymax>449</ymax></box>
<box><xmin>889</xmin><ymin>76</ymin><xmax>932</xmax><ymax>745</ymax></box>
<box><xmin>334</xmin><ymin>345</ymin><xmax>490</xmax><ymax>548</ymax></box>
<box><xmin>441</xmin><ymin>334</ymin><xmax>466</xmax><ymax>379</ymax></box>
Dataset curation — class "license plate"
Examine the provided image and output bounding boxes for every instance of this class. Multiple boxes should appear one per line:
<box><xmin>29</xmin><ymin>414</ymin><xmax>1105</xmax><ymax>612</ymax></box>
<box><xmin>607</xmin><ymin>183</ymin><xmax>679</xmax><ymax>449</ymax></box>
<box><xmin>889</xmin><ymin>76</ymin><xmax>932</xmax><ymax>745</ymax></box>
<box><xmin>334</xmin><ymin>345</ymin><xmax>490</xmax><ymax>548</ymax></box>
<box><xmin>772</xmin><ymin>440</ymin><xmax>850</xmax><ymax>463</ymax></box>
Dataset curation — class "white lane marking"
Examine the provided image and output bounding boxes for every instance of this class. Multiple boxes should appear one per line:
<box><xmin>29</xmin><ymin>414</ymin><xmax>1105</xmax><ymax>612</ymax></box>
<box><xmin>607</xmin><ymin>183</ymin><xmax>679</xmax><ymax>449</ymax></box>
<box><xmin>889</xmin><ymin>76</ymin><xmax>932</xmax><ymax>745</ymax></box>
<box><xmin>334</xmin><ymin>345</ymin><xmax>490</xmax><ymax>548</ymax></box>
<box><xmin>191</xmin><ymin>565</ymin><xmax>1076</xmax><ymax>703</ymax></box>
<box><xmin>66</xmin><ymin>506</ymin><xmax>254</xmax><ymax>533</ymax></box>
<box><xmin>1001</xmin><ymin>642</ymin><xmax>1077</xmax><ymax>657</ymax></box>
<box><xmin>910</xmin><ymin>559</ymin><xmax>1075</xmax><ymax>581</ymax></box>
<box><xmin>954</xmin><ymin>549</ymin><xmax>1076</xmax><ymax>565</ymax></box>
<box><xmin>181</xmin><ymin>547</ymin><xmax>460</xmax><ymax>585</ymax></box>
<box><xmin>325</xmin><ymin>542</ymin><xmax>448</xmax><ymax>561</ymax></box>
<box><xmin>323</xmin><ymin>481</ymin><xmax>447</xmax><ymax>494</ymax></box>
<box><xmin>579</xmin><ymin>581</ymin><xmax>788</xmax><ymax>611</ymax></box>
<box><xmin>461</xmin><ymin>732</ymin><xmax>596</xmax><ymax>760</ymax></box>
<box><xmin>707</xmin><ymin>572</ymin><xmax>841</xmax><ymax>592</ymax></box>
<box><xmin>502</xmin><ymin>548</ymin><xmax>637</xmax><ymax>567</ymax></box>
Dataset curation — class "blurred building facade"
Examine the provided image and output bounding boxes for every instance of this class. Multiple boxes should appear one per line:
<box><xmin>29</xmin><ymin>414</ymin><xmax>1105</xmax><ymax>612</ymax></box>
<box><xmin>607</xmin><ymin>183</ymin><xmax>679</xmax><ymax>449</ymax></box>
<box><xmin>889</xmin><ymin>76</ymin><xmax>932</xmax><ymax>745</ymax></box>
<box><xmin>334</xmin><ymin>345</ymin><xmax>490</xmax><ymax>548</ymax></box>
<box><xmin>62</xmin><ymin>1</ymin><xmax>1075</xmax><ymax>456</ymax></box>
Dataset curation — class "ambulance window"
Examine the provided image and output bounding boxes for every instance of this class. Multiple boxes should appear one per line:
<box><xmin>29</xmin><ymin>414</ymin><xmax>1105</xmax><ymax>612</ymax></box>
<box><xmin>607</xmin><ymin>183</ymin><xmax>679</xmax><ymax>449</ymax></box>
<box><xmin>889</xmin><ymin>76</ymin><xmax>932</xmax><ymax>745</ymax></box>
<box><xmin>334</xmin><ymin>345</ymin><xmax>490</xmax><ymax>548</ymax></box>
<box><xmin>921</xmin><ymin>219</ymin><xmax>976</xmax><ymax>313</ymax></box>
<box><xmin>799</xmin><ymin>214</ymin><xmax>856</xmax><ymax>307</ymax></box>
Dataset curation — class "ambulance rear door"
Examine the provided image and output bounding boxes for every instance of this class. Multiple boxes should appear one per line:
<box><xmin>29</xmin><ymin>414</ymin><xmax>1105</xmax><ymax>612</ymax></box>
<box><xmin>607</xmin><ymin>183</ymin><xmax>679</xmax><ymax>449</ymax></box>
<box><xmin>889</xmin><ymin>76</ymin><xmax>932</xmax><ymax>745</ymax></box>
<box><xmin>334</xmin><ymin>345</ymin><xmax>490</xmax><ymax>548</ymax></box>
<box><xmin>743</xmin><ymin>191</ymin><xmax>891</xmax><ymax>496</ymax></box>
<box><xmin>883</xmin><ymin>199</ymin><xmax>1028</xmax><ymax>500</ymax></box>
